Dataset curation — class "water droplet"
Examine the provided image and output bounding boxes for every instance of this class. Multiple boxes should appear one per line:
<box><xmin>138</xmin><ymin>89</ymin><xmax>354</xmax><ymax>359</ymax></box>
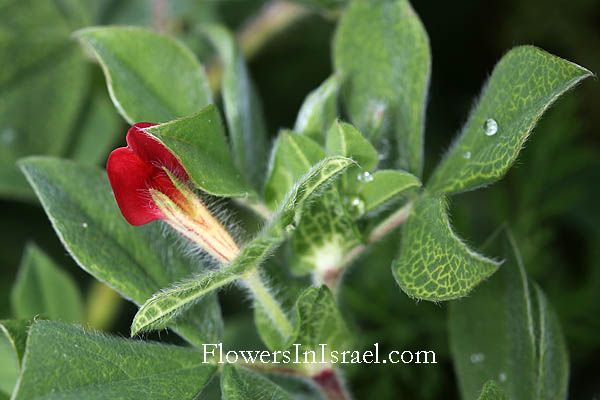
<box><xmin>1</xmin><ymin>128</ymin><xmax>15</xmax><ymax>144</ymax></box>
<box><xmin>483</xmin><ymin>118</ymin><xmax>498</xmax><ymax>136</ymax></box>
<box><xmin>348</xmin><ymin>196</ymin><xmax>365</xmax><ymax>217</ymax></box>
<box><xmin>82</xmin><ymin>222</ymin><xmax>88</xmax><ymax>228</ymax></box>
<box><xmin>285</xmin><ymin>223</ymin><xmax>296</xmax><ymax>233</ymax></box>
<box><xmin>499</xmin><ymin>372</ymin><xmax>507</xmax><ymax>382</ymax></box>
<box><xmin>470</xmin><ymin>353</ymin><xmax>485</xmax><ymax>363</ymax></box>
<box><xmin>357</xmin><ymin>171</ymin><xmax>373</xmax><ymax>183</ymax></box>
<box><xmin>464</xmin><ymin>151</ymin><xmax>471</xmax><ymax>159</ymax></box>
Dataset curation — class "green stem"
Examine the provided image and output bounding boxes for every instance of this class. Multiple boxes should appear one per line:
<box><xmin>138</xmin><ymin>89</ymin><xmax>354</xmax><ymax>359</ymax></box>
<box><xmin>366</xmin><ymin>200</ymin><xmax>414</xmax><ymax>245</ymax></box>
<box><xmin>207</xmin><ymin>0</ymin><xmax>311</xmax><ymax>92</ymax></box>
<box><xmin>242</xmin><ymin>267</ymin><xmax>293</xmax><ymax>339</ymax></box>
<box><xmin>323</xmin><ymin>201</ymin><xmax>414</xmax><ymax>292</ymax></box>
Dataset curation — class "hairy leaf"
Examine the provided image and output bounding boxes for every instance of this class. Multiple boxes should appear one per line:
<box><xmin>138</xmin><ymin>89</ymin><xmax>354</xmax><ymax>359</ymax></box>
<box><xmin>291</xmin><ymin>188</ymin><xmax>361</xmax><ymax>276</ymax></box>
<box><xmin>12</xmin><ymin>321</ymin><xmax>216</xmax><ymax>400</ymax></box>
<box><xmin>428</xmin><ymin>46</ymin><xmax>592</xmax><ymax>195</ymax></box>
<box><xmin>326</xmin><ymin>121</ymin><xmax>378</xmax><ymax>172</ymax></box>
<box><xmin>295</xmin><ymin>75</ymin><xmax>340</xmax><ymax>142</ymax></box>
<box><xmin>203</xmin><ymin>25</ymin><xmax>268</xmax><ymax>190</ymax></box>
<box><xmin>279</xmin><ymin>157</ymin><xmax>356</xmax><ymax>224</ymax></box>
<box><xmin>264</xmin><ymin>131</ymin><xmax>327</xmax><ymax>209</ymax></box>
<box><xmin>478</xmin><ymin>381</ymin><xmax>509</xmax><ymax>400</ymax></box>
<box><xmin>449</xmin><ymin>231</ymin><xmax>568</xmax><ymax>399</ymax></box>
<box><xmin>359</xmin><ymin>170</ymin><xmax>421</xmax><ymax>213</ymax></box>
<box><xmin>334</xmin><ymin>0</ymin><xmax>430</xmax><ymax>175</ymax></box>
<box><xmin>221</xmin><ymin>364</ymin><xmax>293</xmax><ymax>400</ymax></box>
<box><xmin>131</xmin><ymin>235</ymin><xmax>281</xmax><ymax>336</ymax></box>
<box><xmin>393</xmin><ymin>194</ymin><xmax>500</xmax><ymax>300</ymax></box>
<box><xmin>19</xmin><ymin>157</ymin><xmax>222</xmax><ymax>347</ymax></box>
<box><xmin>286</xmin><ymin>286</ymin><xmax>352</xmax><ymax>364</ymax></box>
<box><xmin>11</xmin><ymin>244</ymin><xmax>84</xmax><ymax>322</ymax></box>
<box><xmin>146</xmin><ymin>106</ymin><xmax>254</xmax><ymax>197</ymax></box>
<box><xmin>0</xmin><ymin>320</ymin><xmax>29</xmax><ymax>369</ymax></box>
<box><xmin>0</xmin><ymin>320</ymin><xmax>30</xmax><ymax>398</ymax></box>
<box><xmin>76</xmin><ymin>26</ymin><xmax>212</xmax><ymax>124</ymax></box>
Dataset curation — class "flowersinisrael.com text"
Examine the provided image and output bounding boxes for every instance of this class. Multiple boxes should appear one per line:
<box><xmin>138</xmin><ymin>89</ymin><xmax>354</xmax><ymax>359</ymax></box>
<box><xmin>202</xmin><ymin>343</ymin><xmax>436</xmax><ymax>365</ymax></box>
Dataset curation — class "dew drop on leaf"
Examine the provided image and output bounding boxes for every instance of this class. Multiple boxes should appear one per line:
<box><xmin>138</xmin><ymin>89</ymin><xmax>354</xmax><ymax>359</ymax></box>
<box><xmin>348</xmin><ymin>196</ymin><xmax>366</xmax><ymax>217</ymax></box>
<box><xmin>483</xmin><ymin>118</ymin><xmax>498</xmax><ymax>136</ymax></box>
<box><xmin>463</xmin><ymin>151</ymin><xmax>471</xmax><ymax>159</ymax></box>
<box><xmin>470</xmin><ymin>353</ymin><xmax>485</xmax><ymax>363</ymax></box>
<box><xmin>357</xmin><ymin>171</ymin><xmax>373</xmax><ymax>182</ymax></box>
<box><xmin>1</xmin><ymin>127</ymin><xmax>15</xmax><ymax>144</ymax></box>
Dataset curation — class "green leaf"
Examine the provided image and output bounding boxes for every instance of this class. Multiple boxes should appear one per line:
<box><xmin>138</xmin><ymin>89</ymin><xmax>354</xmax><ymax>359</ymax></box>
<box><xmin>145</xmin><ymin>106</ymin><xmax>254</xmax><ymax>197</ymax></box>
<box><xmin>203</xmin><ymin>25</ymin><xmax>269</xmax><ymax>190</ymax></box>
<box><xmin>0</xmin><ymin>50</ymin><xmax>87</xmax><ymax>199</ymax></box>
<box><xmin>279</xmin><ymin>156</ymin><xmax>356</xmax><ymax>225</ymax></box>
<box><xmin>75</xmin><ymin>26</ymin><xmax>212</xmax><ymax>124</ymax></box>
<box><xmin>286</xmin><ymin>286</ymin><xmax>352</xmax><ymax>364</ymax></box>
<box><xmin>69</xmin><ymin>88</ymin><xmax>122</xmax><ymax>165</ymax></box>
<box><xmin>427</xmin><ymin>46</ymin><xmax>592</xmax><ymax>195</ymax></box>
<box><xmin>295</xmin><ymin>75</ymin><xmax>340</xmax><ymax>142</ymax></box>
<box><xmin>19</xmin><ymin>157</ymin><xmax>222</xmax><ymax>347</ymax></box>
<box><xmin>0</xmin><ymin>320</ymin><xmax>29</xmax><ymax>369</ymax></box>
<box><xmin>393</xmin><ymin>194</ymin><xmax>500</xmax><ymax>300</ymax></box>
<box><xmin>131</xmin><ymin>234</ymin><xmax>281</xmax><ymax>336</ymax></box>
<box><xmin>264</xmin><ymin>131</ymin><xmax>327</xmax><ymax>209</ymax></box>
<box><xmin>291</xmin><ymin>188</ymin><xmax>361</xmax><ymax>276</ymax></box>
<box><xmin>326</xmin><ymin>121</ymin><xmax>378</xmax><ymax>172</ymax></box>
<box><xmin>449</xmin><ymin>231</ymin><xmax>569</xmax><ymax>399</ymax></box>
<box><xmin>334</xmin><ymin>0</ymin><xmax>430</xmax><ymax>175</ymax></box>
<box><xmin>359</xmin><ymin>170</ymin><xmax>421</xmax><ymax>213</ymax></box>
<box><xmin>0</xmin><ymin>0</ymin><xmax>86</xmax><ymax>86</ymax></box>
<box><xmin>478</xmin><ymin>381</ymin><xmax>509</xmax><ymax>400</ymax></box>
<box><xmin>12</xmin><ymin>321</ymin><xmax>216</xmax><ymax>400</ymax></box>
<box><xmin>0</xmin><ymin>333</ymin><xmax>17</xmax><ymax>399</ymax></box>
<box><xmin>221</xmin><ymin>364</ymin><xmax>293</xmax><ymax>400</ymax></box>
<box><xmin>0</xmin><ymin>320</ymin><xmax>30</xmax><ymax>398</ymax></box>
<box><xmin>11</xmin><ymin>244</ymin><xmax>84</xmax><ymax>322</ymax></box>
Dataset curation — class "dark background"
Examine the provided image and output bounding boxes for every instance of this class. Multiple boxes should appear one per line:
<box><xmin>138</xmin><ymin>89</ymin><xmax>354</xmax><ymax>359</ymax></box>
<box><xmin>1</xmin><ymin>0</ymin><xmax>598</xmax><ymax>398</ymax></box>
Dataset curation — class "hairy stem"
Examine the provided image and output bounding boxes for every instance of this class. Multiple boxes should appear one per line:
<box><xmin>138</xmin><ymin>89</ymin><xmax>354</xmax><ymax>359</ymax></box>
<box><xmin>242</xmin><ymin>267</ymin><xmax>293</xmax><ymax>339</ymax></box>
<box><xmin>366</xmin><ymin>200</ymin><xmax>414</xmax><ymax>244</ymax></box>
<box><xmin>323</xmin><ymin>201</ymin><xmax>415</xmax><ymax>292</ymax></box>
<box><xmin>206</xmin><ymin>0</ymin><xmax>311</xmax><ymax>91</ymax></box>
<box><xmin>313</xmin><ymin>369</ymin><xmax>350</xmax><ymax>400</ymax></box>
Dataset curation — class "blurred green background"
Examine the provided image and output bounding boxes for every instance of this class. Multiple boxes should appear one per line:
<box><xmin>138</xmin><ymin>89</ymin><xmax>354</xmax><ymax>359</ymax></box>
<box><xmin>1</xmin><ymin>0</ymin><xmax>598</xmax><ymax>398</ymax></box>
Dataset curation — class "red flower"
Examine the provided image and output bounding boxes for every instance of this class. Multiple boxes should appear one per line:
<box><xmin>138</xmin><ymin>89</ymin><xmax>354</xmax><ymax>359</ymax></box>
<box><xmin>107</xmin><ymin>123</ymin><xmax>239</xmax><ymax>263</ymax></box>
<box><xmin>107</xmin><ymin>123</ymin><xmax>188</xmax><ymax>225</ymax></box>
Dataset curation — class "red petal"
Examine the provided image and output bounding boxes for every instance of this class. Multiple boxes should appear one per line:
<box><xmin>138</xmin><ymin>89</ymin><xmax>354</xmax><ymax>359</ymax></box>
<box><xmin>126</xmin><ymin>123</ymin><xmax>189</xmax><ymax>182</ymax></box>
<box><xmin>107</xmin><ymin>147</ymin><xmax>165</xmax><ymax>225</ymax></box>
